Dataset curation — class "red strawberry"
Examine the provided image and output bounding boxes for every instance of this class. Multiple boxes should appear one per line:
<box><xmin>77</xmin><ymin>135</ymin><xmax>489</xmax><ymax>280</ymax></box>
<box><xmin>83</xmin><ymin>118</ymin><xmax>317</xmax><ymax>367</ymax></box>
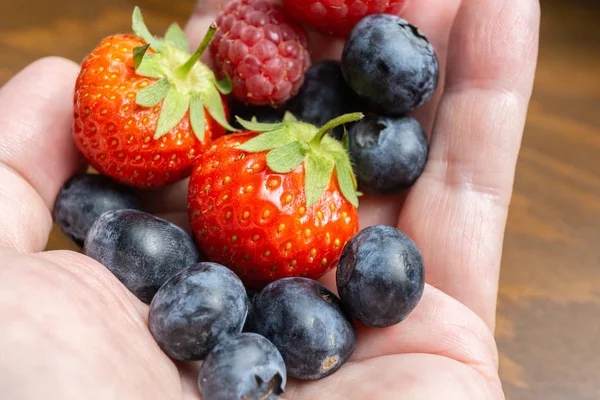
<box><xmin>73</xmin><ymin>7</ymin><xmax>235</xmax><ymax>189</ymax></box>
<box><xmin>187</xmin><ymin>112</ymin><xmax>362</xmax><ymax>289</ymax></box>
<box><xmin>210</xmin><ymin>0</ymin><xmax>311</xmax><ymax>106</ymax></box>
<box><xmin>283</xmin><ymin>0</ymin><xmax>406</xmax><ymax>37</ymax></box>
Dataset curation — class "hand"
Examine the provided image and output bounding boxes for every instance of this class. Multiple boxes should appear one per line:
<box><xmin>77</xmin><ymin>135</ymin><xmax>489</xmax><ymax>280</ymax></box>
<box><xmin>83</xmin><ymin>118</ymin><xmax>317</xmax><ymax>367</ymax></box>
<box><xmin>0</xmin><ymin>0</ymin><xmax>539</xmax><ymax>398</ymax></box>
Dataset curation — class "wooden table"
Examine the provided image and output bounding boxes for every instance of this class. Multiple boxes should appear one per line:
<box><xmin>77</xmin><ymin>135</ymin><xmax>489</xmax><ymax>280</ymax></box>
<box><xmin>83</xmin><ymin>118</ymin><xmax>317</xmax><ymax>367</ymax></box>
<box><xmin>2</xmin><ymin>0</ymin><xmax>599</xmax><ymax>398</ymax></box>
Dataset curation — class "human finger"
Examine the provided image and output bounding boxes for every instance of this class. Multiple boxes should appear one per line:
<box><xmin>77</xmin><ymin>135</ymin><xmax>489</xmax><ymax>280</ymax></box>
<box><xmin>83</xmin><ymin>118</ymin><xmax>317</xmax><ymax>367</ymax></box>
<box><xmin>397</xmin><ymin>0</ymin><xmax>540</xmax><ymax>328</ymax></box>
<box><xmin>0</xmin><ymin>57</ymin><xmax>84</xmax><ymax>252</ymax></box>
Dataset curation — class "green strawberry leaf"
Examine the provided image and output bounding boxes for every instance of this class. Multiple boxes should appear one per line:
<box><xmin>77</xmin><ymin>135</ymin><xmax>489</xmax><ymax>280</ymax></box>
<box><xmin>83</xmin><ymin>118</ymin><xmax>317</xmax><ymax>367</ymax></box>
<box><xmin>350</xmin><ymin>162</ymin><xmax>358</xmax><ymax>190</ymax></box>
<box><xmin>291</xmin><ymin>121</ymin><xmax>319</xmax><ymax>142</ymax></box>
<box><xmin>235</xmin><ymin>117</ymin><xmax>285</xmax><ymax>132</ymax></box>
<box><xmin>201</xmin><ymin>84</ymin><xmax>237</xmax><ymax>132</ymax></box>
<box><xmin>333</xmin><ymin>154</ymin><xmax>359</xmax><ymax>207</ymax></box>
<box><xmin>234</xmin><ymin>112</ymin><xmax>362</xmax><ymax>209</ymax></box>
<box><xmin>319</xmin><ymin>133</ymin><xmax>347</xmax><ymax>157</ymax></box>
<box><xmin>136</xmin><ymin>54</ymin><xmax>164</xmax><ymax>78</ymax></box>
<box><xmin>132</xmin><ymin>7</ymin><xmax>163</xmax><ymax>51</ymax></box>
<box><xmin>155</xmin><ymin>89</ymin><xmax>190</xmax><ymax>139</ymax></box>
<box><xmin>342</xmin><ymin>126</ymin><xmax>350</xmax><ymax>150</ymax></box>
<box><xmin>190</xmin><ymin>95</ymin><xmax>206</xmax><ymax>142</ymax></box>
<box><xmin>165</xmin><ymin>22</ymin><xmax>189</xmax><ymax>52</ymax></box>
<box><xmin>283</xmin><ymin>112</ymin><xmax>298</xmax><ymax>123</ymax></box>
<box><xmin>305</xmin><ymin>151</ymin><xmax>335</xmax><ymax>208</ymax></box>
<box><xmin>214</xmin><ymin>74</ymin><xmax>233</xmax><ymax>95</ymax></box>
<box><xmin>127</xmin><ymin>7</ymin><xmax>237</xmax><ymax>138</ymax></box>
<box><xmin>236</xmin><ymin>128</ymin><xmax>296</xmax><ymax>152</ymax></box>
<box><xmin>136</xmin><ymin>78</ymin><xmax>171</xmax><ymax>107</ymax></box>
<box><xmin>133</xmin><ymin>44</ymin><xmax>151</xmax><ymax>69</ymax></box>
<box><xmin>266</xmin><ymin>141</ymin><xmax>309</xmax><ymax>173</ymax></box>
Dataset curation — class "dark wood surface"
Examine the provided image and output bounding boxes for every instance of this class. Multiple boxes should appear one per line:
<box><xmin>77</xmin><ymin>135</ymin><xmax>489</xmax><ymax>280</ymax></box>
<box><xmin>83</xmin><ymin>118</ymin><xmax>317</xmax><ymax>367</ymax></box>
<box><xmin>1</xmin><ymin>0</ymin><xmax>599</xmax><ymax>398</ymax></box>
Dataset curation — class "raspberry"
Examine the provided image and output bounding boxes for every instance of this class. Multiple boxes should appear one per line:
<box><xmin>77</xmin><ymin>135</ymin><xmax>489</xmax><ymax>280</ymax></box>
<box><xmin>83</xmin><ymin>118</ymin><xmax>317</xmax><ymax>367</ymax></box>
<box><xmin>282</xmin><ymin>0</ymin><xmax>406</xmax><ymax>37</ymax></box>
<box><xmin>211</xmin><ymin>0</ymin><xmax>311</xmax><ymax>106</ymax></box>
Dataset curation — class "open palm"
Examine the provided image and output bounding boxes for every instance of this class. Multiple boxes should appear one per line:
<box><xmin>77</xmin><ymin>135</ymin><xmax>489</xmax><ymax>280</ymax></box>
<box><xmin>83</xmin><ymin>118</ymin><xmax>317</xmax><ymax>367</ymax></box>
<box><xmin>0</xmin><ymin>0</ymin><xmax>539</xmax><ymax>398</ymax></box>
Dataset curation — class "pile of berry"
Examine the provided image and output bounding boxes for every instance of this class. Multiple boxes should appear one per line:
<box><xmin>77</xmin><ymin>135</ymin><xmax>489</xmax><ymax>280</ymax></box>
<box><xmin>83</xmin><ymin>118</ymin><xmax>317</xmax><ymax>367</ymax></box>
<box><xmin>56</xmin><ymin>3</ymin><xmax>439</xmax><ymax>399</ymax></box>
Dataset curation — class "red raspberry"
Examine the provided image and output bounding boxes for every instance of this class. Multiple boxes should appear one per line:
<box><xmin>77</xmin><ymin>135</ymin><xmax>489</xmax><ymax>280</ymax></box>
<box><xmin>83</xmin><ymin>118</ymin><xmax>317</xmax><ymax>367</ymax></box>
<box><xmin>283</xmin><ymin>0</ymin><xmax>406</xmax><ymax>37</ymax></box>
<box><xmin>211</xmin><ymin>0</ymin><xmax>311</xmax><ymax>106</ymax></box>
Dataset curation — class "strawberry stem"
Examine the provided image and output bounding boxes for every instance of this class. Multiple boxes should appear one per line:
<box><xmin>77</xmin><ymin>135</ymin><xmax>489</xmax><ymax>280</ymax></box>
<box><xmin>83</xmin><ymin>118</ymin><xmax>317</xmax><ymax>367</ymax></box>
<box><xmin>176</xmin><ymin>22</ymin><xmax>218</xmax><ymax>78</ymax></box>
<box><xmin>310</xmin><ymin>112</ymin><xmax>364</xmax><ymax>147</ymax></box>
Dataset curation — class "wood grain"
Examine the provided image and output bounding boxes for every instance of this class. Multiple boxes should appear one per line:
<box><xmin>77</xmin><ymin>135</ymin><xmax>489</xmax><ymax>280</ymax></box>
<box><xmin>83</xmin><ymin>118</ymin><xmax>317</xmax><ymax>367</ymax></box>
<box><xmin>497</xmin><ymin>1</ymin><xmax>600</xmax><ymax>399</ymax></box>
<box><xmin>1</xmin><ymin>0</ymin><xmax>599</xmax><ymax>399</ymax></box>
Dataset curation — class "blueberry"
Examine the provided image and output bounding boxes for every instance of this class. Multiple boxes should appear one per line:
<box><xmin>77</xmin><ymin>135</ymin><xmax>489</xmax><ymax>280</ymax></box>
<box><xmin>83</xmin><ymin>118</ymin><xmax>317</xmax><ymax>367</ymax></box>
<box><xmin>229</xmin><ymin>99</ymin><xmax>285</xmax><ymax>129</ymax></box>
<box><xmin>251</xmin><ymin>277</ymin><xmax>356</xmax><ymax>380</ymax></box>
<box><xmin>342</xmin><ymin>14</ymin><xmax>439</xmax><ymax>115</ymax></box>
<box><xmin>84</xmin><ymin>209</ymin><xmax>199</xmax><ymax>303</ymax></box>
<box><xmin>286</xmin><ymin>60</ymin><xmax>362</xmax><ymax>139</ymax></box>
<box><xmin>148</xmin><ymin>262</ymin><xmax>248</xmax><ymax>361</ymax></box>
<box><xmin>336</xmin><ymin>225</ymin><xmax>425</xmax><ymax>328</ymax></box>
<box><xmin>348</xmin><ymin>114</ymin><xmax>428</xmax><ymax>195</ymax></box>
<box><xmin>198</xmin><ymin>333</ymin><xmax>286</xmax><ymax>400</ymax></box>
<box><xmin>53</xmin><ymin>173</ymin><xmax>141</xmax><ymax>246</ymax></box>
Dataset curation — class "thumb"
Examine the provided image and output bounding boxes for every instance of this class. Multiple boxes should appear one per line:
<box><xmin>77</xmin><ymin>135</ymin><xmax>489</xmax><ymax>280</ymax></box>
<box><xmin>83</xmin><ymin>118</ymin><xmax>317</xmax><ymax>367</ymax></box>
<box><xmin>0</xmin><ymin>57</ymin><xmax>83</xmax><ymax>252</ymax></box>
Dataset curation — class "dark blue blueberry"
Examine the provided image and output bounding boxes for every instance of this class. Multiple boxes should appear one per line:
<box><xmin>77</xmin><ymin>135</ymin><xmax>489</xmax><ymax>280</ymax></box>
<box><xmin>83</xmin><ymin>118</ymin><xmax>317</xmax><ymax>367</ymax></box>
<box><xmin>342</xmin><ymin>14</ymin><xmax>440</xmax><ymax>115</ymax></box>
<box><xmin>84</xmin><ymin>209</ymin><xmax>199</xmax><ymax>303</ymax></box>
<box><xmin>198</xmin><ymin>333</ymin><xmax>286</xmax><ymax>400</ymax></box>
<box><xmin>336</xmin><ymin>225</ymin><xmax>425</xmax><ymax>328</ymax></box>
<box><xmin>348</xmin><ymin>114</ymin><xmax>428</xmax><ymax>195</ymax></box>
<box><xmin>53</xmin><ymin>173</ymin><xmax>141</xmax><ymax>246</ymax></box>
<box><xmin>229</xmin><ymin>99</ymin><xmax>285</xmax><ymax>129</ymax></box>
<box><xmin>148</xmin><ymin>262</ymin><xmax>248</xmax><ymax>361</ymax></box>
<box><xmin>251</xmin><ymin>278</ymin><xmax>356</xmax><ymax>380</ymax></box>
<box><xmin>286</xmin><ymin>60</ymin><xmax>362</xmax><ymax>139</ymax></box>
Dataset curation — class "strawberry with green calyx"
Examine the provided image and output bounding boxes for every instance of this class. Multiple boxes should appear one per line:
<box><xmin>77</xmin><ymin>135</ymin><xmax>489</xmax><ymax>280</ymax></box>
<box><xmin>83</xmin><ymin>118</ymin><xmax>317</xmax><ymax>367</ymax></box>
<box><xmin>187</xmin><ymin>112</ymin><xmax>363</xmax><ymax>289</ymax></box>
<box><xmin>73</xmin><ymin>7</ymin><xmax>235</xmax><ymax>189</ymax></box>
